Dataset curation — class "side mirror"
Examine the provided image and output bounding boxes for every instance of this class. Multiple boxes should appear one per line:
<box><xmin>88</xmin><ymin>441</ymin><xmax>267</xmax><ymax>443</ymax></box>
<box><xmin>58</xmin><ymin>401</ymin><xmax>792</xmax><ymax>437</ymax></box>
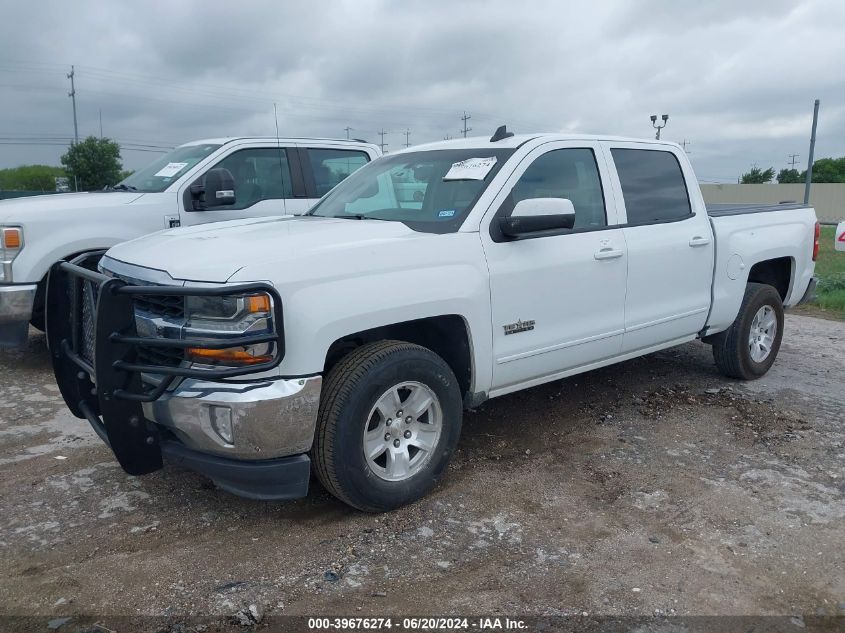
<box><xmin>499</xmin><ymin>198</ymin><xmax>576</xmax><ymax>238</ymax></box>
<box><xmin>190</xmin><ymin>168</ymin><xmax>236</xmax><ymax>210</ymax></box>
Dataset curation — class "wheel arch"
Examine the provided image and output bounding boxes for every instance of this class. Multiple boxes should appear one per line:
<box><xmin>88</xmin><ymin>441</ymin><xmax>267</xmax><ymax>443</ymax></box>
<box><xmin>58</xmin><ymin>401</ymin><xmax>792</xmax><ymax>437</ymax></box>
<box><xmin>323</xmin><ymin>314</ymin><xmax>475</xmax><ymax>403</ymax></box>
<box><xmin>746</xmin><ymin>256</ymin><xmax>794</xmax><ymax>302</ymax></box>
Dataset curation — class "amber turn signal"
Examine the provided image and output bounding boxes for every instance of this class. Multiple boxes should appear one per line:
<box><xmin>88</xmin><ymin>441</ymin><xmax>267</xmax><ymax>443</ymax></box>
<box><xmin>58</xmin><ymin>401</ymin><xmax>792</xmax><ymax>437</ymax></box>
<box><xmin>247</xmin><ymin>294</ymin><xmax>271</xmax><ymax>313</ymax></box>
<box><xmin>186</xmin><ymin>347</ymin><xmax>272</xmax><ymax>365</ymax></box>
<box><xmin>2</xmin><ymin>228</ymin><xmax>21</xmax><ymax>249</ymax></box>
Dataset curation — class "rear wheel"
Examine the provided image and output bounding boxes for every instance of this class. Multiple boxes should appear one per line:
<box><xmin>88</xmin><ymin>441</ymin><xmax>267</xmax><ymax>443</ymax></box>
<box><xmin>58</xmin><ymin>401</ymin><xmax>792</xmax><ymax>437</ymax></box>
<box><xmin>312</xmin><ymin>340</ymin><xmax>463</xmax><ymax>512</ymax></box>
<box><xmin>711</xmin><ymin>282</ymin><xmax>784</xmax><ymax>380</ymax></box>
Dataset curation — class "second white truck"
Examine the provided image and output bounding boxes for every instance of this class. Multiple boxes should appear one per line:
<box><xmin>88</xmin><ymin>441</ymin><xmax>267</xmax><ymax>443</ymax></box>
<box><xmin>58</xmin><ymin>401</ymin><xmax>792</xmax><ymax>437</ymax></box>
<box><xmin>48</xmin><ymin>128</ymin><xmax>818</xmax><ymax>511</ymax></box>
<box><xmin>0</xmin><ymin>136</ymin><xmax>380</xmax><ymax>347</ymax></box>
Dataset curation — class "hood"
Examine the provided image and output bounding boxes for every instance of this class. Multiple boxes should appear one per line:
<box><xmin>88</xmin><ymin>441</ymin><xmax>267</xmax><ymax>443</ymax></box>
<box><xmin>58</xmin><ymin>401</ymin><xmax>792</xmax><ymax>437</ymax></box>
<box><xmin>0</xmin><ymin>191</ymin><xmax>144</xmax><ymax>223</ymax></box>
<box><xmin>104</xmin><ymin>215</ymin><xmax>431</xmax><ymax>283</ymax></box>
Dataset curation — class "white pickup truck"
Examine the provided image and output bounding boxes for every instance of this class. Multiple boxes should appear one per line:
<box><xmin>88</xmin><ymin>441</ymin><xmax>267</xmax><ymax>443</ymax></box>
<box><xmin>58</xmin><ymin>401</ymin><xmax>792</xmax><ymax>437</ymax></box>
<box><xmin>0</xmin><ymin>136</ymin><xmax>380</xmax><ymax>347</ymax></box>
<box><xmin>48</xmin><ymin>128</ymin><xmax>819</xmax><ymax>512</ymax></box>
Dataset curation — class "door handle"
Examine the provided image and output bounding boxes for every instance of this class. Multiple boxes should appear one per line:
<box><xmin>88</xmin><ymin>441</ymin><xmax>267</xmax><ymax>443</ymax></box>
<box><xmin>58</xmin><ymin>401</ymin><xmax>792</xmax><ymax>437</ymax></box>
<box><xmin>594</xmin><ymin>248</ymin><xmax>624</xmax><ymax>260</ymax></box>
<box><xmin>689</xmin><ymin>236</ymin><xmax>711</xmax><ymax>247</ymax></box>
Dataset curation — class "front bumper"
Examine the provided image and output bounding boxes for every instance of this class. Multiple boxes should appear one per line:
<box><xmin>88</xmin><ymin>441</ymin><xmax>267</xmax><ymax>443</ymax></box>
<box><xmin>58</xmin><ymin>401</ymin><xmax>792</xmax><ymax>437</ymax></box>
<box><xmin>0</xmin><ymin>284</ymin><xmax>36</xmax><ymax>348</ymax></box>
<box><xmin>81</xmin><ymin>403</ymin><xmax>312</xmax><ymax>500</ymax></box>
<box><xmin>47</xmin><ymin>255</ymin><xmax>315</xmax><ymax>501</ymax></box>
<box><xmin>143</xmin><ymin>375</ymin><xmax>322</xmax><ymax>460</ymax></box>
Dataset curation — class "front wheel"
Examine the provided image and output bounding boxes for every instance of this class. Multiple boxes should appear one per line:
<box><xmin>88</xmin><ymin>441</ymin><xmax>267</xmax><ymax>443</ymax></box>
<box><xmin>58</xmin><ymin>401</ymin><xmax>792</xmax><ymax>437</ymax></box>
<box><xmin>311</xmin><ymin>340</ymin><xmax>463</xmax><ymax>512</ymax></box>
<box><xmin>711</xmin><ymin>282</ymin><xmax>784</xmax><ymax>380</ymax></box>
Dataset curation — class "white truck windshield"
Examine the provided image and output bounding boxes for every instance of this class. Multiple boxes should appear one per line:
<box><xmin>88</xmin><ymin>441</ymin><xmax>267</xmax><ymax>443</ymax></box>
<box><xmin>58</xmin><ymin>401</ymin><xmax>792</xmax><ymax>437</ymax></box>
<box><xmin>115</xmin><ymin>143</ymin><xmax>222</xmax><ymax>193</ymax></box>
<box><xmin>309</xmin><ymin>149</ymin><xmax>514</xmax><ymax>233</ymax></box>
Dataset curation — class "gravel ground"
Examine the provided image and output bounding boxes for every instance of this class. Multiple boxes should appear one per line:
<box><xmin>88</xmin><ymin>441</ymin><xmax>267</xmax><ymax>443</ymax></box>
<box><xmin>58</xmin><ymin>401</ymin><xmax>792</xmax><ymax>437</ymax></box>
<box><xmin>1</xmin><ymin>314</ymin><xmax>843</xmax><ymax>625</ymax></box>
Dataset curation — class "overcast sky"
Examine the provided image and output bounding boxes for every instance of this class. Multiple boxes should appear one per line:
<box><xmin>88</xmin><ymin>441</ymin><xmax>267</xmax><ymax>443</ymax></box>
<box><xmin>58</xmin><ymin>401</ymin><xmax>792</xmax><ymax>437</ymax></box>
<box><xmin>1</xmin><ymin>0</ymin><xmax>843</xmax><ymax>182</ymax></box>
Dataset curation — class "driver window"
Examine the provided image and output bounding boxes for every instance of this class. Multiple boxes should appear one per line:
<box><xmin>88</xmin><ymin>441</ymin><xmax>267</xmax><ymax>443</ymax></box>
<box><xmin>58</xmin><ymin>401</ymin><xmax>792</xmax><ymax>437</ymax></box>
<box><xmin>208</xmin><ymin>148</ymin><xmax>293</xmax><ymax>210</ymax></box>
<box><xmin>508</xmin><ymin>148</ymin><xmax>606</xmax><ymax>229</ymax></box>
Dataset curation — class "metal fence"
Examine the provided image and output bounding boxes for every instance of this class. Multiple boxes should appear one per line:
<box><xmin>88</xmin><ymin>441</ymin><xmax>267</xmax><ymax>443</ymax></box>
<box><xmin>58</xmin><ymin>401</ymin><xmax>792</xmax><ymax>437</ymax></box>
<box><xmin>701</xmin><ymin>184</ymin><xmax>845</xmax><ymax>224</ymax></box>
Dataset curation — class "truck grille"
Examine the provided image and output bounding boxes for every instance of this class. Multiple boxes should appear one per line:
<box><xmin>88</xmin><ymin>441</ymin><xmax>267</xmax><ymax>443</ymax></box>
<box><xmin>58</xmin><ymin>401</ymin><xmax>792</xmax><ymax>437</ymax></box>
<box><xmin>133</xmin><ymin>294</ymin><xmax>185</xmax><ymax>319</ymax></box>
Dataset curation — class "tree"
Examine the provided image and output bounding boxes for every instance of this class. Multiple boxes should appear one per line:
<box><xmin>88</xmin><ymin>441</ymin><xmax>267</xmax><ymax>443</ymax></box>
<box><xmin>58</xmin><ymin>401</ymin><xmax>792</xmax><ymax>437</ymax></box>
<box><xmin>0</xmin><ymin>165</ymin><xmax>67</xmax><ymax>191</ymax></box>
<box><xmin>776</xmin><ymin>168</ymin><xmax>802</xmax><ymax>184</ymax></box>
<box><xmin>740</xmin><ymin>166</ymin><xmax>775</xmax><ymax>184</ymax></box>
<box><xmin>60</xmin><ymin>136</ymin><xmax>123</xmax><ymax>191</ymax></box>
<box><xmin>806</xmin><ymin>157</ymin><xmax>845</xmax><ymax>183</ymax></box>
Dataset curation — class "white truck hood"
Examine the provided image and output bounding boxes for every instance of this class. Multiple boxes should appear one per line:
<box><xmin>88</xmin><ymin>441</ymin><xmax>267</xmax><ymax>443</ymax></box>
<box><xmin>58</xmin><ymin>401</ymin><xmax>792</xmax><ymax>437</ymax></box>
<box><xmin>104</xmin><ymin>216</ymin><xmax>434</xmax><ymax>283</ymax></box>
<box><xmin>0</xmin><ymin>191</ymin><xmax>144</xmax><ymax>224</ymax></box>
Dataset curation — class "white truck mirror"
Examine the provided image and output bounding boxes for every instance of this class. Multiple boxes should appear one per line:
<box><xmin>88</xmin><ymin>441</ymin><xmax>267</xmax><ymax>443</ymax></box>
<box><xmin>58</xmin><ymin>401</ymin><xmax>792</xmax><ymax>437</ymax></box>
<box><xmin>836</xmin><ymin>221</ymin><xmax>845</xmax><ymax>252</ymax></box>
<box><xmin>500</xmin><ymin>198</ymin><xmax>576</xmax><ymax>238</ymax></box>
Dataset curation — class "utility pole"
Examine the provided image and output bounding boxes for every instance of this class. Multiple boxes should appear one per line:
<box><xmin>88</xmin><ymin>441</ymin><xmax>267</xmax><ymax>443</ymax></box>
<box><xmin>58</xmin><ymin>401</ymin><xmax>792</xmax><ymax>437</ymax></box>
<box><xmin>443</xmin><ymin>134</ymin><xmax>453</xmax><ymax>140</ymax></box>
<box><xmin>67</xmin><ymin>65</ymin><xmax>79</xmax><ymax>145</ymax></box>
<box><xmin>804</xmin><ymin>99</ymin><xmax>820</xmax><ymax>205</ymax></box>
<box><xmin>650</xmin><ymin>114</ymin><xmax>668</xmax><ymax>140</ymax></box>
<box><xmin>99</xmin><ymin>108</ymin><xmax>103</xmax><ymax>138</ymax></box>
<box><xmin>680</xmin><ymin>139</ymin><xmax>691</xmax><ymax>153</ymax></box>
<box><xmin>404</xmin><ymin>129</ymin><xmax>411</xmax><ymax>148</ymax></box>
<box><xmin>787</xmin><ymin>153</ymin><xmax>800</xmax><ymax>169</ymax></box>
<box><xmin>460</xmin><ymin>111</ymin><xmax>472</xmax><ymax>138</ymax></box>
<box><xmin>378</xmin><ymin>129</ymin><xmax>388</xmax><ymax>153</ymax></box>
<box><xmin>68</xmin><ymin>65</ymin><xmax>79</xmax><ymax>191</ymax></box>
<box><xmin>344</xmin><ymin>126</ymin><xmax>353</xmax><ymax>140</ymax></box>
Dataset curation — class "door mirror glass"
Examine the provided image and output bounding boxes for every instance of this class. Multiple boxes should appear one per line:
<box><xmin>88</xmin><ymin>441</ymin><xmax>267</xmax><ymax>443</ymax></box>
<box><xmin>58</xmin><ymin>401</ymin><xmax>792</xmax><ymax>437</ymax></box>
<box><xmin>499</xmin><ymin>197</ymin><xmax>576</xmax><ymax>238</ymax></box>
<box><xmin>190</xmin><ymin>168</ymin><xmax>236</xmax><ymax>210</ymax></box>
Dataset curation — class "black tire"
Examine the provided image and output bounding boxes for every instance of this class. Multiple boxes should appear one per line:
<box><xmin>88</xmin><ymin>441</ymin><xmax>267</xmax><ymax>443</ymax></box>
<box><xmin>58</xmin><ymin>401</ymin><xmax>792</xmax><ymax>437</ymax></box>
<box><xmin>711</xmin><ymin>282</ymin><xmax>784</xmax><ymax>380</ymax></box>
<box><xmin>312</xmin><ymin>340</ymin><xmax>463</xmax><ymax>512</ymax></box>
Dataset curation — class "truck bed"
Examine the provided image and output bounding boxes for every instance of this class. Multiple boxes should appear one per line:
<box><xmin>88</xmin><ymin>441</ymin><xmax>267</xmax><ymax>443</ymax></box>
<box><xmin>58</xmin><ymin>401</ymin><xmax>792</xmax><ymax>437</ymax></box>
<box><xmin>706</xmin><ymin>202</ymin><xmax>807</xmax><ymax>217</ymax></box>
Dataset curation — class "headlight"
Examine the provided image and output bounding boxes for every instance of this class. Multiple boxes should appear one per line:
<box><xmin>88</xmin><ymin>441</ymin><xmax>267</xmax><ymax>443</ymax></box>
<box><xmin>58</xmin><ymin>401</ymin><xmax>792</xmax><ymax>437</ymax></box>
<box><xmin>1</xmin><ymin>226</ymin><xmax>24</xmax><ymax>283</ymax></box>
<box><xmin>183</xmin><ymin>292</ymin><xmax>276</xmax><ymax>366</ymax></box>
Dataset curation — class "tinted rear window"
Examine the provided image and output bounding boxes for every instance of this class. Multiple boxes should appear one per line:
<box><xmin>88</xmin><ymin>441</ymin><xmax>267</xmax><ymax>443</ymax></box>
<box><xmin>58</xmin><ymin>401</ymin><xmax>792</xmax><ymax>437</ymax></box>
<box><xmin>611</xmin><ymin>149</ymin><xmax>692</xmax><ymax>225</ymax></box>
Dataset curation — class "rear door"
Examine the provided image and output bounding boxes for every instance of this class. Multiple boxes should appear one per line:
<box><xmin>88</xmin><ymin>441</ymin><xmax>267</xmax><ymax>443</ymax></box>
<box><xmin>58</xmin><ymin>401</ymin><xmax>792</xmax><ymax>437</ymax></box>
<box><xmin>482</xmin><ymin>141</ymin><xmax>628</xmax><ymax>392</ymax></box>
<box><xmin>295</xmin><ymin>145</ymin><xmax>372</xmax><ymax>213</ymax></box>
<box><xmin>603</xmin><ymin>143</ymin><xmax>715</xmax><ymax>353</ymax></box>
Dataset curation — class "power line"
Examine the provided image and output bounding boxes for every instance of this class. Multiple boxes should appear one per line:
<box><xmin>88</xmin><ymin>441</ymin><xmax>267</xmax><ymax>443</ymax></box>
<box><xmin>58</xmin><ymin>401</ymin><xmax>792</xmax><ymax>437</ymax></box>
<box><xmin>460</xmin><ymin>111</ymin><xmax>472</xmax><ymax>138</ymax></box>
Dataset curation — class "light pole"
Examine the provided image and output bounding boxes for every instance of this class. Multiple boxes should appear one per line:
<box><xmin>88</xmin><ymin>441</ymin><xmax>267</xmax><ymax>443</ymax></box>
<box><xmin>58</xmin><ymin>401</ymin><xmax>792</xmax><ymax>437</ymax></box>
<box><xmin>650</xmin><ymin>114</ymin><xmax>669</xmax><ymax>140</ymax></box>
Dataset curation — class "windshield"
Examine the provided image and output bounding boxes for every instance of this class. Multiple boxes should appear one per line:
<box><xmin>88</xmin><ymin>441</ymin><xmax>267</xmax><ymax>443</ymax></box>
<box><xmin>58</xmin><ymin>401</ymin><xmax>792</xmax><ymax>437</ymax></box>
<box><xmin>309</xmin><ymin>149</ymin><xmax>514</xmax><ymax>233</ymax></box>
<box><xmin>116</xmin><ymin>143</ymin><xmax>222</xmax><ymax>193</ymax></box>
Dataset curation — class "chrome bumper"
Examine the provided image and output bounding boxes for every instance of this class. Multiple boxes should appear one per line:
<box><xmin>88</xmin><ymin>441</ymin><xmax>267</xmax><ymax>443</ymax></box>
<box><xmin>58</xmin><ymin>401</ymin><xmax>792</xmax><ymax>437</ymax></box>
<box><xmin>143</xmin><ymin>375</ymin><xmax>322</xmax><ymax>460</ymax></box>
<box><xmin>0</xmin><ymin>284</ymin><xmax>36</xmax><ymax>348</ymax></box>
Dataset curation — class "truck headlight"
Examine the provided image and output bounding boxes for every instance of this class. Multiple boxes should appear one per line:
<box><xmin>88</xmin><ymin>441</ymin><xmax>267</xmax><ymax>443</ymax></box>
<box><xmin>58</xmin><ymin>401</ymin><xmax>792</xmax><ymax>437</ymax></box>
<box><xmin>0</xmin><ymin>226</ymin><xmax>24</xmax><ymax>283</ymax></box>
<box><xmin>183</xmin><ymin>292</ymin><xmax>276</xmax><ymax>366</ymax></box>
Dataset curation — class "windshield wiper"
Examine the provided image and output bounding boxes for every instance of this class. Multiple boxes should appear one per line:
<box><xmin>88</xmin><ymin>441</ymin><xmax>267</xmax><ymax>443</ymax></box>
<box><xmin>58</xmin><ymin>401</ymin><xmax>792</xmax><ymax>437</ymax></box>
<box><xmin>111</xmin><ymin>183</ymin><xmax>137</xmax><ymax>191</ymax></box>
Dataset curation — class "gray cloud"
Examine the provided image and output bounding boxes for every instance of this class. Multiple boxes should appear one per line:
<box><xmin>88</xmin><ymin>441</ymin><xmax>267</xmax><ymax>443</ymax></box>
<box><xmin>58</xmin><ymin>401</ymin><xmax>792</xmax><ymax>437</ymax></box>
<box><xmin>0</xmin><ymin>0</ymin><xmax>842</xmax><ymax>182</ymax></box>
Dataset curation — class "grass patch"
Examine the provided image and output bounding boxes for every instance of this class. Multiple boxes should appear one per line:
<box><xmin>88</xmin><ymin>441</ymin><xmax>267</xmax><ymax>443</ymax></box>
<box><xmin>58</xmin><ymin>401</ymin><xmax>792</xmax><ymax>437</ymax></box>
<box><xmin>800</xmin><ymin>226</ymin><xmax>845</xmax><ymax>320</ymax></box>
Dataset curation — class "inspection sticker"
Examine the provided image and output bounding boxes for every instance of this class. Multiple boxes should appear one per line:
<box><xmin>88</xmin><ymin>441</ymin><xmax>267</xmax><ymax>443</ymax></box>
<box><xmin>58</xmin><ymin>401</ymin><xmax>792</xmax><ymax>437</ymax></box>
<box><xmin>154</xmin><ymin>162</ymin><xmax>188</xmax><ymax>178</ymax></box>
<box><xmin>438</xmin><ymin>209</ymin><xmax>456</xmax><ymax>217</ymax></box>
<box><xmin>443</xmin><ymin>156</ymin><xmax>497</xmax><ymax>181</ymax></box>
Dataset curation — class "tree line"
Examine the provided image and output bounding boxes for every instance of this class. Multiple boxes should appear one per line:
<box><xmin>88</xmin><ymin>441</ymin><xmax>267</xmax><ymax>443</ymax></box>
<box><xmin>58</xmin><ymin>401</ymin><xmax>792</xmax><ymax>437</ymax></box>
<box><xmin>0</xmin><ymin>136</ymin><xmax>129</xmax><ymax>192</ymax></box>
<box><xmin>740</xmin><ymin>157</ymin><xmax>845</xmax><ymax>184</ymax></box>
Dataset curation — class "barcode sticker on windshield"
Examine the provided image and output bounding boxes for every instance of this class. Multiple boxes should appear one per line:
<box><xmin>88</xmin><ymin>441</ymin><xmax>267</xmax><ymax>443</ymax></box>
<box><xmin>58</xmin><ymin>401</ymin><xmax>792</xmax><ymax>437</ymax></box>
<box><xmin>443</xmin><ymin>156</ymin><xmax>497</xmax><ymax>181</ymax></box>
<box><xmin>154</xmin><ymin>162</ymin><xmax>188</xmax><ymax>178</ymax></box>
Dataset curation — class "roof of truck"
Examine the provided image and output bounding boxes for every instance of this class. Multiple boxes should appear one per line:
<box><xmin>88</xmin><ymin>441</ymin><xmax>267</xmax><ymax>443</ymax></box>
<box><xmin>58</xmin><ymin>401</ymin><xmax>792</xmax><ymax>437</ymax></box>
<box><xmin>402</xmin><ymin>133</ymin><xmax>680</xmax><ymax>152</ymax></box>
<box><xmin>180</xmin><ymin>136</ymin><xmax>379</xmax><ymax>148</ymax></box>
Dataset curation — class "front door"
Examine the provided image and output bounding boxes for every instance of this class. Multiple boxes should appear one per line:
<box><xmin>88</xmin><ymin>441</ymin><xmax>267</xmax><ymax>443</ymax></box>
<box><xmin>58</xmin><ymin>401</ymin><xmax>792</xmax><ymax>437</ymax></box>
<box><xmin>180</xmin><ymin>145</ymin><xmax>294</xmax><ymax>226</ymax></box>
<box><xmin>481</xmin><ymin>143</ymin><xmax>628</xmax><ymax>394</ymax></box>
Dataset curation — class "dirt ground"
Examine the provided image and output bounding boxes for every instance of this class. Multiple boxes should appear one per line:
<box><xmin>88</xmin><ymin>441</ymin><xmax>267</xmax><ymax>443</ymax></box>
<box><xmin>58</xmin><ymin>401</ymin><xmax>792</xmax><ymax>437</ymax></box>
<box><xmin>1</xmin><ymin>313</ymin><xmax>843</xmax><ymax>624</ymax></box>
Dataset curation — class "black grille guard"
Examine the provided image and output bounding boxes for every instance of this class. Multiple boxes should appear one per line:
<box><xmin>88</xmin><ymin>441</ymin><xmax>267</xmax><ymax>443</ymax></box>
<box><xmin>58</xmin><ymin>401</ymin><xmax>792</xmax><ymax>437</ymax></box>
<box><xmin>46</xmin><ymin>253</ymin><xmax>285</xmax><ymax>476</ymax></box>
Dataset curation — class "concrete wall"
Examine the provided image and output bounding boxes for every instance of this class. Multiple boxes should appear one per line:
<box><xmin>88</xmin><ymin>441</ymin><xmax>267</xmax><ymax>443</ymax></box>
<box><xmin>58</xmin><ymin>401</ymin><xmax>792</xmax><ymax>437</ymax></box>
<box><xmin>700</xmin><ymin>183</ymin><xmax>845</xmax><ymax>224</ymax></box>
